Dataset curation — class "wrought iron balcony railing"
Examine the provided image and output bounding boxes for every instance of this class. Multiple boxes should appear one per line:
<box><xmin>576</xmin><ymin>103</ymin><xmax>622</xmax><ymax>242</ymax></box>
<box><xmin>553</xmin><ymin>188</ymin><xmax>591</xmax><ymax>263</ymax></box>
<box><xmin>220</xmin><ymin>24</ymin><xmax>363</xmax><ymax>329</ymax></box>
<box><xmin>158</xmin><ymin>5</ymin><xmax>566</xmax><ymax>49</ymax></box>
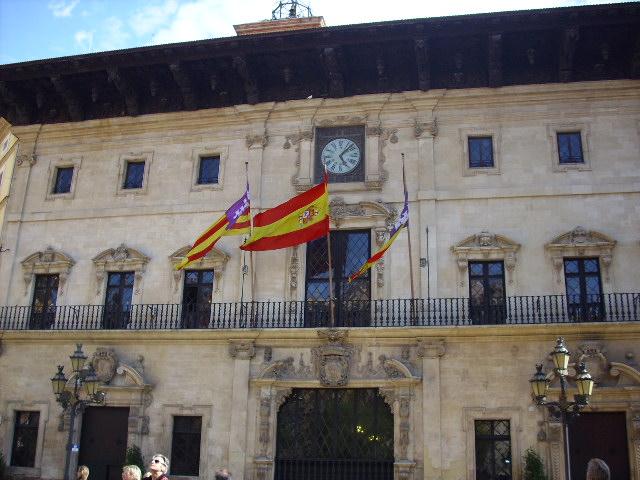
<box><xmin>0</xmin><ymin>293</ymin><xmax>638</xmax><ymax>331</ymax></box>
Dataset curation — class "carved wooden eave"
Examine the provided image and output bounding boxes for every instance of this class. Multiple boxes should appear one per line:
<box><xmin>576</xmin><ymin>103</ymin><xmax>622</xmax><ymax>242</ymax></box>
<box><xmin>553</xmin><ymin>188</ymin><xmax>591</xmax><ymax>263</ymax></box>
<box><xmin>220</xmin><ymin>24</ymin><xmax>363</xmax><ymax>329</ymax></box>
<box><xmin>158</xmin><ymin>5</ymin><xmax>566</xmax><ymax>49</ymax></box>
<box><xmin>329</xmin><ymin>197</ymin><xmax>396</xmax><ymax>228</ymax></box>
<box><xmin>169</xmin><ymin>245</ymin><xmax>229</xmax><ymax>293</ymax></box>
<box><xmin>92</xmin><ymin>244</ymin><xmax>150</xmax><ymax>296</ymax></box>
<box><xmin>21</xmin><ymin>247</ymin><xmax>75</xmax><ymax>295</ymax></box>
<box><xmin>545</xmin><ymin>226</ymin><xmax>616</xmax><ymax>282</ymax></box>
<box><xmin>451</xmin><ymin>231</ymin><xmax>520</xmax><ymax>284</ymax></box>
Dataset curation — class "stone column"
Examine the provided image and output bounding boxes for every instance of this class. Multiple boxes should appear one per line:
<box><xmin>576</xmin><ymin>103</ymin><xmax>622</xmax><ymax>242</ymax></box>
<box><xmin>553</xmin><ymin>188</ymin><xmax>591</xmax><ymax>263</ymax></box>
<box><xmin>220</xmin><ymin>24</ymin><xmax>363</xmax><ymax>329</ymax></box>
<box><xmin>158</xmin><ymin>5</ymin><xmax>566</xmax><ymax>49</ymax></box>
<box><xmin>228</xmin><ymin>340</ymin><xmax>255</xmax><ymax>480</ymax></box>
<box><xmin>417</xmin><ymin>338</ymin><xmax>445</xmax><ymax>480</ymax></box>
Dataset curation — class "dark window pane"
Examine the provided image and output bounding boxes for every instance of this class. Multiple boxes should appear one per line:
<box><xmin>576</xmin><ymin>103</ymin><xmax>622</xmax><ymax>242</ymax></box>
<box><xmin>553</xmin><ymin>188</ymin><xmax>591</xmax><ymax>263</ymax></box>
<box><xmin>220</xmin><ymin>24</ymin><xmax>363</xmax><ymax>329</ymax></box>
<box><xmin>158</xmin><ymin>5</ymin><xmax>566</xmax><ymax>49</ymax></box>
<box><xmin>181</xmin><ymin>270</ymin><xmax>214</xmax><ymax>329</ymax></box>
<box><xmin>468</xmin><ymin>137</ymin><xmax>494</xmax><ymax>168</ymax></box>
<box><xmin>124</xmin><ymin>273</ymin><xmax>135</xmax><ymax>286</ymax></box>
<box><xmin>53</xmin><ymin>167</ymin><xmax>74</xmax><ymax>194</ymax></box>
<box><xmin>469</xmin><ymin>263</ymin><xmax>484</xmax><ymax>275</ymax></box>
<box><xmin>564</xmin><ymin>260</ymin><xmax>579</xmax><ymax>274</ymax></box>
<box><xmin>557</xmin><ymin>132</ymin><xmax>583</xmax><ymax>164</ymax></box>
<box><xmin>108</xmin><ymin>273</ymin><xmax>121</xmax><ymax>286</ymax></box>
<box><xmin>474</xmin><ymin>419</ymin><xmax>512</xmax><ymax>480</ymax></box>
<box><xmin>468</xmin><ymin>261</ymin><xmax>506</xmax><ymax>325</ymax></box>
<box><xmin>584</xmin><ymin>259</ymin><xmax>599</xmax><ymax>273</ymax></box>
<box><xmin>31</xmin><ymin>275</ymin><xmax>58</xmax><ymax>329</ymax></box>
<box><xmin>104</xmin><ymin>272</ymin><xmax>135</xmax><ymax>329</ymax></box>
<box><xmin>186</xmin><ymin>271</ymin><xmax>198</xmax><ymax>284</ymax></box>
<box><xmin>171</xmin><ymin>416</ymin><xmax>202</xmax><ymax>476</ymax></box>
<box><xmin>198</xmin><ymin>156</ymin><xmax>220</xmax><ymax>184</ymax></box>
<box><xmin>124</xmin><ymin>161</ymin><xmax>145</xmax><ymax>189</ymax></box>
<box><xmin>11</xmin><ymin>411</ymin><xmax>40</xmax><ymax>467</ymax></box>
<box><xmin>488</xmin><ymin>263</ymin><xmax>503</xmax><ymax>275</ymax></box>
<box><xmin>563</xmin><ymin>258</ymin><xmax>603</xmax><ymax>321</ymax></box>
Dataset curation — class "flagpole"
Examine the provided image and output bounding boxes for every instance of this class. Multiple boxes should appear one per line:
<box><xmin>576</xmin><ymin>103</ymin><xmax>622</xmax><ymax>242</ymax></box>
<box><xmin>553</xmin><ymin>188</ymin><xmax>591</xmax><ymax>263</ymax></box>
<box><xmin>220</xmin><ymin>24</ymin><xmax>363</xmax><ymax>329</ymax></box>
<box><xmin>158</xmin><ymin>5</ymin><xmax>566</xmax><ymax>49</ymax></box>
<box><xmin>324</xmin><ymin>168</ymin><xmax>336</xmax><ymax>328</ymax></box>
<box><xmin>246</xmin><ymin>161</ymin><xmax>256</xmax><ymax>326</ymax></box>
<box><xmin>401</xmin><ymin>153</ymin><xmax>417</xmax><ymax>324</ymax></box>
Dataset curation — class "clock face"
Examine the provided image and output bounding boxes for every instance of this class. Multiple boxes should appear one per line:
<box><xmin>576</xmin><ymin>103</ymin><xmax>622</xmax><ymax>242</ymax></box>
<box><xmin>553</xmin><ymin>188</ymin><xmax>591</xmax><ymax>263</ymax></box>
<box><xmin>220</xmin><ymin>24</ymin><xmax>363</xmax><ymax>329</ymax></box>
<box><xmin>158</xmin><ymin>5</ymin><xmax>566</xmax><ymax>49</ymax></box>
<box><xmin>321</xmin><ymin>138</ymin><xmax>361</xmax><ymax>174</ymax></box>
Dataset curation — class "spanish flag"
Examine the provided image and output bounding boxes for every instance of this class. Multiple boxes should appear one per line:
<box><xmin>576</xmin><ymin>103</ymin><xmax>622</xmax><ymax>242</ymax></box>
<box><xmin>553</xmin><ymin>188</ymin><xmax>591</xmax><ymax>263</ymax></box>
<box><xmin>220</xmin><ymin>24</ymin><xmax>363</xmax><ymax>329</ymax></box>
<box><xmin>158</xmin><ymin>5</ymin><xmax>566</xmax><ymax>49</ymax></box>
<box><xmin>348</xmin><ymin>190</ymin><xmax>409</xmax><ymax>283</ymax></box>
<box><xmin>240</xmin><ymin>179</ymin><xmax>329</xmax><ymax>251</ymax></box>
<box><xmin>176</xmin><ymin>187</ymin><xmax>250</xmax><ymax>270</ymax></box>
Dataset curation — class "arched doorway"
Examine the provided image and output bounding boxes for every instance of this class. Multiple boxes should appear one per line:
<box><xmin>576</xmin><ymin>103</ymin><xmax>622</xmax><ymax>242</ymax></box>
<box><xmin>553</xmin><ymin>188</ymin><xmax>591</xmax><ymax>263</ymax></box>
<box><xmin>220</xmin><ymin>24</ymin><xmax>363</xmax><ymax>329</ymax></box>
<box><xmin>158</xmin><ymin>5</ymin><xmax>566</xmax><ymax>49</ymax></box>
<box><xmin>274</xmin><ymin>388</ymin><xmax>394</xmax><ymax>480</ymax></box>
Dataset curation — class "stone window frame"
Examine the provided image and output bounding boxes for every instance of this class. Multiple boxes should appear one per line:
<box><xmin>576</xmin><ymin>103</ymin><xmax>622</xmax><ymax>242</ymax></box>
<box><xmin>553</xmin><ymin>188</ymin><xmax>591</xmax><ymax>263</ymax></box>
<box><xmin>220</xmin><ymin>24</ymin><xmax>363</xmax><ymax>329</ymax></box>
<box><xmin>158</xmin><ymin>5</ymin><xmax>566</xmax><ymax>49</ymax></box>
<box><xmin>21</xmin><ymin>247</ymin><xmax>75</xmax><ymax>298</ymax></box>
<box><xmin>159</xmin><ymin>404</ymin><xmax>213</xmax><ymax>480</ymax></box>
<box><xmin>462</xmin><ymin>407</ymin><xmax>522</xmax><ymax>480</ymax></box>
<box><xmin>451</xmin><ymin>231</ymin><xmax>520</xmax><ymax>295</ymax></box>
<box><xmin>190</xmin><ymin>145</ymin><xmax>228</xmax><ymax>192</ymax></box>
<box><xmin>544</xmin><ymin>226</ymin><xmax>616</xmax><ymax>291</ymax></box>
<box><xmin>2</xmin><ymin>401</ymin><xmax>49</xmax><ymax>478</ymax></box>
<box><xmin>459</xmin><ymin>127</ymin><xmax>502</xmax><ymax>177</ymax></box>
<box><xmin>547</xmin><ymin>122</ymin><xmax>592</xmax><ymax>172</ymax></box>
<box><xmin>116</xmin><ymin>151</ymin><xmax>153</xmax><ymax>196</ymax></box>
<box><xmin>92</xmin><ymin>244</ymin><xmax>150</xmax><ymax>300</ymax></box>
<box><xmin>45</xmin><ymin>156</ymin><xmax>82</xmax><ymax>200</ymax></box>
<box><xmin>168</xmin><ymin>246</ymin><xmax>229</xmax><ymax>302</ymax></box>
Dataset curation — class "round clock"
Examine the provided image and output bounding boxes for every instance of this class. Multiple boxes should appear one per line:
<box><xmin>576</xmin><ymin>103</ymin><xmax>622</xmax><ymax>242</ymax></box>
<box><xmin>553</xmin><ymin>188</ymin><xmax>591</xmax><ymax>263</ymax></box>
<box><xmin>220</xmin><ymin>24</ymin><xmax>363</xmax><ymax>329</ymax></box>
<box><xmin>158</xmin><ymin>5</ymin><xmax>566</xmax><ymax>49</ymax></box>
<box><xmin>321</xmin><ymin>138</ymin><xmax>361</xmax><ymax>174</ymax></box>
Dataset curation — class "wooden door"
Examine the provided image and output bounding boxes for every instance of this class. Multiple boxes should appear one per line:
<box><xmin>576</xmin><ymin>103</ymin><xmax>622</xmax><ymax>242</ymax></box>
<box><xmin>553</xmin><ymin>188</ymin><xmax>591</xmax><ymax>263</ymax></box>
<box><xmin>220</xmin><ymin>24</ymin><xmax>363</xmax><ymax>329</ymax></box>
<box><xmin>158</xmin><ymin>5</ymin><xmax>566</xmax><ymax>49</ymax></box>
<box><xmin>79</xmin><ymin>407</ymin><xmax>130</xmax><ymax>480</ymax></box>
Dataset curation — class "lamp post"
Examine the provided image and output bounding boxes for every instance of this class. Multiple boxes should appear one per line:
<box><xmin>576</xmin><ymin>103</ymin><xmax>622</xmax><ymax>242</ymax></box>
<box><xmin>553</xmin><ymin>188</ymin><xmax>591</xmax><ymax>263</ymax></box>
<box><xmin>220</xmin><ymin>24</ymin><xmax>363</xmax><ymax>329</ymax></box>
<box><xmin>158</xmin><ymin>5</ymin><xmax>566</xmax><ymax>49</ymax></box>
<box><xmin>51</xmin><ymin>344</ymin><xmax>106</xmax><ymax>480</ymax></box>
<box><xmin>530</xmin><ymin>337</ymin><xmax>595</xmax><ymax>480</ymax></box>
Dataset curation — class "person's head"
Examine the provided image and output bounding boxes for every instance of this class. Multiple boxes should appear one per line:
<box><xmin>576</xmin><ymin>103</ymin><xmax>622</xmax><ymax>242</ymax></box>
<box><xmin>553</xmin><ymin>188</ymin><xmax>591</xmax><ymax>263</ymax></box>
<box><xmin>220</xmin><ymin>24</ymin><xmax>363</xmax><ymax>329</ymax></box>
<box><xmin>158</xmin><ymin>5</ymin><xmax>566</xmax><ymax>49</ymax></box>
<box><xmin>77</xmin><ymin>466</ymin><xmax>90</xmax><ymax>480</ymax></box>
<box><xmin>122</xmin><ymin>465</ymin><xmax>142</xmax><ymax>480</ymax></box>
<box><xmin>586</xmin><ymin>458</ymin><xmax>610</xmax><ymax>480</ymax></box>
<box><xmin>214</xmin><ymin>468</ymin><xmax>232</xmax><ymax>480</ymax></box>
<box><xmin>149</xmin><ymin>454</ymin><xmax>169</xmax><ymax>476</ymax></box>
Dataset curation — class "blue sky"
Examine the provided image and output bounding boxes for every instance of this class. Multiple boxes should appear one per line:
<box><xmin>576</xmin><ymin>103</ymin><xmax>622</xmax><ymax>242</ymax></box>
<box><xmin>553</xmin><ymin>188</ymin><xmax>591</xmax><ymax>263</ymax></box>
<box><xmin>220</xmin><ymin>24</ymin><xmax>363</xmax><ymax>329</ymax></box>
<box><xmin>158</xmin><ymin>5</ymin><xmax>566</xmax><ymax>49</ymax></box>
<box><xmin>0</xmin><ymin>0</ymin><xmax>632</xmax><ymax>65</ymax></box>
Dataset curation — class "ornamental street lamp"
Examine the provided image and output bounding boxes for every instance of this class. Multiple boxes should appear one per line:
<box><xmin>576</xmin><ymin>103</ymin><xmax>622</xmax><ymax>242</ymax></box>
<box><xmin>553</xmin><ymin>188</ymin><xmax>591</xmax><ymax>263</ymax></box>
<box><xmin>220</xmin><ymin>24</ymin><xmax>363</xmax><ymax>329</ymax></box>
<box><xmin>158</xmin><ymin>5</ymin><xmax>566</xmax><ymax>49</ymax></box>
<box><xmin>51</xmin><ymin>344</ymin><xmax>106</xmax><ymax>480</ymax></box>
<box><xmin>530</xmin><ymin>337</ymin><xmax>595</xmax><ymax>480</ymax></box>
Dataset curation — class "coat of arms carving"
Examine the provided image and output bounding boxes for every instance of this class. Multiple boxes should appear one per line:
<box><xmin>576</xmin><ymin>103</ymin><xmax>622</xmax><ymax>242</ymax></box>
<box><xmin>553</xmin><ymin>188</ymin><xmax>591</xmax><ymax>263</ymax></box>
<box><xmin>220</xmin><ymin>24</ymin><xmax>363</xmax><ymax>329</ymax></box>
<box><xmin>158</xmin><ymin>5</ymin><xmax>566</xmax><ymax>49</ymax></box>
<box><xmin>312</xmin><ymin>330</ymin><xmax>354</xmax><ymax>386</ymax></box>
<box><xmin>91</xmin><ymin>348</ymin><xmax>118</xmax><ymax>383</ymax></box>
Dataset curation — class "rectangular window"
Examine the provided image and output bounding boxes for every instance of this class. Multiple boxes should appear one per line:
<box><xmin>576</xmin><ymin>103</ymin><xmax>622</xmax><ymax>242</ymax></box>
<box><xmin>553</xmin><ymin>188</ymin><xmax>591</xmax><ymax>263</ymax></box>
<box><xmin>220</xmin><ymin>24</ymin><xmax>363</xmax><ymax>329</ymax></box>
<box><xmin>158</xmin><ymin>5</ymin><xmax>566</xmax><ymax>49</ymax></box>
<box><xmin>468</xmin><ymin>137</ymin><xmax>494</xmax><ymax>168</ymax></box>
<box><xmin>53</xmin><ymin>167</ymin><xmax>74</xmax><ymax>194</ymax></box>
<box><xmin>123</xmin><ymin>161</ymin><xmax>145</xmax><ymax>189</ymax></box>
<box><xmin>104</xmin><ymin>272</ymin><xmax>134</xmax><ymax>328</ymax></box>
<box><xmin>30</xmin><ymin>274</ymin><xmax>59</xmax><ymax>329</ymax></box>
<box><xmin>557</xmin><ymin>132</ymin><xmax>584</xmax><ymax>164</ymax></box>
<box><xmin>181</xmin><ymin>270</ymin><xmax>214</xmax><ymax>328</ymax></box>
<box><xmin>468</xmin><ymin>261</ymin><xmax>506</xmax><ymax>325</ymax></box>
<box><xmin>11</xmin><ymin>411</ymin><xmax>40</xmax><ymax>468</ymax></box>
<box><xmin>197</xmin><ymin>156</ymin><xmax>220</xmax><ymax>184</ymax></box>
<box><xmin>564</xmin><ymin>258</ymin><xmax>604</xmax><ymax>321</ymax></box>
<box><xmin>474</xmin><ymin>419</ymin><xmax>512</xmax><ymax>480</ymax></box>
<box><xmin>171</xmin><ymin>416</ymin><xmax>202</xmax><ymax>476</ymax></box>
<box><xmin>305</xmin><ymin>230</ymin><xmax>370</xmax><ymax>327</ymax></box>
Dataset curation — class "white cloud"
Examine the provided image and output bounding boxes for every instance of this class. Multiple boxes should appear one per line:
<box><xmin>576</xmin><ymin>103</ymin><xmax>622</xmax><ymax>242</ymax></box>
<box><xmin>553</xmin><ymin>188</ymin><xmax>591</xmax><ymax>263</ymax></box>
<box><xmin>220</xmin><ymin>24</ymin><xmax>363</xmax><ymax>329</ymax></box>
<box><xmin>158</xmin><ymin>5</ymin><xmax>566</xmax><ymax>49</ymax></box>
<box><xmin>74</xmin><ymin>30</ymin><xmax>94</xmax><ymax>51</ymax></box>
<box><xmin>48</xmin><ymin>0</ymin><xmax>80</xmax><ymax>18</ymax></box>
<box><xmin>98</xmin><ymin>16</ymin><xmax>132</xmax><ymax>51</ymax></box>
<box><xmin>129</xmin><ymin>0</ymin><xmax>179</xmax><ymax>37</ymax></box>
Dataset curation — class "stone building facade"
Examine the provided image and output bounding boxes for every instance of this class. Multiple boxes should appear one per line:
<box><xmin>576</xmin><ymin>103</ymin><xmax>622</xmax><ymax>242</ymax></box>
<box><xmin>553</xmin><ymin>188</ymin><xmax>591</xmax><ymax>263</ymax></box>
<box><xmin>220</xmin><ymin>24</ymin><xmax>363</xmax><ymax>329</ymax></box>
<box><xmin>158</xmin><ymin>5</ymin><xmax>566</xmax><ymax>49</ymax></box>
<box><xmin>1</xmin><ymin>3</ymin><xmax>639</xmax><ymax>480</ymax></box>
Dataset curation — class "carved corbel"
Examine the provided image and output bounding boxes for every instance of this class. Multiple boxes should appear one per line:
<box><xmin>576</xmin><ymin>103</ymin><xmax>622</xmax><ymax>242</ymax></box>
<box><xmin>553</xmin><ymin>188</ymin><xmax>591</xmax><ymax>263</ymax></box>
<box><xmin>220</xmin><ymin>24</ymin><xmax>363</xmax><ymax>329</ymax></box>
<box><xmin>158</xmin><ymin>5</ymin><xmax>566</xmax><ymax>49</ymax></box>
<box><xmin>107</xmin><ymin>68</ymin><xmax>139</xmax><ymax>116</ymax></box>
<box><xmin>228</xmin><ymin>340</ymin><xmax>256</xmax><ymax>360</ymax></box>
<box><xmin>16</xmin><ymin>154</ymin><xmax>37</xmax><ymax>167</ymax></box>
<box><xmin>505</xmin><ymin>252</ymin><xmax>516</xmax><ymax>285</ymax></box>
<box><xmin>414</xmin><ymin>38</ymin><xmax>430</xmax><ymax>91</ymax></box>
<box><xmin>169</xmin><ymin>63</ymin><xmax>197</xmax><ymax>110</ymax></box>
<box><xmin>559</xmin><ymin>26</ymin><xmax>580</xmax><ymax>82</ymax></box>
<box><xmin>50</xmin><ymin>74</ymin><xmax>83</xmax><ymax>121</ymax></box>
<box><xmin>283</xmin><ymin>130</ymin><xmax>313</xmax><ymax>150</ymax></box>
<box><xmin>488</xmin><ymin>33</ymin><xmax>503</xmax><ymax>87</ymax></box>
<box><xmin>414</xmin><ymin>119</ymin><xmax>437</xmax><ymax>138</ymax></box>
<box><xmin>416</xmin><ymin>338</ymin><xmax>445</xmax><ymax>359</ymax></box>
<box><xmin>601</xmin><ymin>254</ymin><xmax>612</xmax><ymax>282</ymax></box>
<box><xmin>321</xmin><ymin>47</ymin><xmax>345</xmax><ymax>98</ymax></box>
<box><xmin>552</xmin><ymin>256</ymin><xmax>564</xmax><ymax>283</ymax></box>
<box><xmin>233</xmin><ymin>55</ymin><xmax>259</xmax><ymax>104</ymax></box>
<box><xmin>0</xmin><ymin>81</ymin><xmax>31</xmax><ymax>124</ymax></box>
<box><xmin>246</xmin><ymin>134</ymin><xmax>269</xmax><ymax>149</ymax></box>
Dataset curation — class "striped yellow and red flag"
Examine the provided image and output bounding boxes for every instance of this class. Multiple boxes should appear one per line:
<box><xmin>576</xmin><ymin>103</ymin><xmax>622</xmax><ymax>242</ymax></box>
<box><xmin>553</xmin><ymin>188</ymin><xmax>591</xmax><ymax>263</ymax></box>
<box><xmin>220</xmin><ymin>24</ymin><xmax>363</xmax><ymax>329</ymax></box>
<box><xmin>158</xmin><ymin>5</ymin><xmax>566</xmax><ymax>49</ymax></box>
<box><xmin>240</xmin><ymin>179</ymin><xmax>329</xmax><ymax>251</ymax></box>
<box><xmin>348</xmin><ymin>190</ymin><xmax>409</xmax><ymax>283</ymax></box>
<box><xmin>176</xmin><ymin>187</ymin><xmax>250</xmax><ymax>270</ymax></box>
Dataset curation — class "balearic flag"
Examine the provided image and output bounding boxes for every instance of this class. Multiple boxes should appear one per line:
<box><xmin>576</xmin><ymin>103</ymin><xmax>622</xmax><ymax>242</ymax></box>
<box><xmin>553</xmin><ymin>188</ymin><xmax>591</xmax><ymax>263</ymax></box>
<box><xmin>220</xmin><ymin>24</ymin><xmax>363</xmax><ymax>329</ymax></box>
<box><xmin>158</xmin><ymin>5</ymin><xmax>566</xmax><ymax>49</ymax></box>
<box><xmin>348</xmin><ymin>189</ymin><xmax>409</xmax><ymax>283</ymax></box>
<box><xmin>240</xmin><ymin>178</ymin><xmax>329</xmax><ymax>251</ymax></box>
<box><xmin>176</xmin><ymin>186</ymin><xmax>250</xmax><ymax>270</ymax></box>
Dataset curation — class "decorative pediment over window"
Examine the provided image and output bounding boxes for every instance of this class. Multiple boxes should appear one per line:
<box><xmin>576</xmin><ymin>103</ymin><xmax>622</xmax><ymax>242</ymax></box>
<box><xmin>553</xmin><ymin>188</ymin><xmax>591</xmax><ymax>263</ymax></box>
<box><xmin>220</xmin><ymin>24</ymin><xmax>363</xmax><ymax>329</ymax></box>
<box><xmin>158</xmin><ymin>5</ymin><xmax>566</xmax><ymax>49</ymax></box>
<box><xmin>545</xmin><ymin>226</ymin><xmax>616</xmax><ymax>282</ymax></box>
<box><xmin>169</xmin><ymin>245</ymin><xmax>229</xmax><ymax>293</ymax></box>
<box><xmin>329</xmin><ymin>197</ymin><xmax>396</xmax><ymax>228</ymax></box>
<box><xmin>92</xmin><ymin>244</ymin><xmax>150</xmax><ymax>296</ymax></box>
<box><xmin>21</xmin><ymin>247</ymin><xmax>75</xmax><ymax>295</ymax></box>
<box><xmin>451</xmin><ymin>231</ymin><xmax>520</xmax><ymax>284</ymax></box>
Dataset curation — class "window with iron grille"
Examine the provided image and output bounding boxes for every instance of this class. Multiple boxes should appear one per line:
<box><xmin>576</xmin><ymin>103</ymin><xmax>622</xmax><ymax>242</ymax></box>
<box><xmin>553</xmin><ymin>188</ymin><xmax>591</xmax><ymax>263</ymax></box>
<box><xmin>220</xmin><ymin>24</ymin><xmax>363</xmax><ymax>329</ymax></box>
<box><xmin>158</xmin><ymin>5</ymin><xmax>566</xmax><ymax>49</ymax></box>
<box><xmin>468</xmin><ymin>137</ymin><xmax>494</xmax><ymax>168</ymax></box>
<box><xmin>468</xmin><ymin>261</ymin><xmax>506</xmax><ymax>325</ymax></box>
<box><xmin>53</xmin><ymin>167</ymin><xmax>74</xmax><ymax>194</ymax></box>
<box><xmin>557</xmin><ymin>132</ymin><xmax>584</xmax><ymax>164</ymax></box>
<box><xmin>305</xmin><ymin>230</ymin><xmax>370</xmax><ymax>327</ymax></box>
<box><xmin>11</xmin><ymin>411</ymin><xmax>40</xmax><ymax>467</ymax></box>
<box><xmin>564</xmin><ymin>258</ymin><xmax>604</xmax><ymax>322</ymax></box>
<box><xmin>181</xmin><ymin>270</ymin><xmax>214</xmax><ymax>328</ymax></box>
<box><xmin>123</xmin><ymin>161</ymin><xmax>145</xmax><ymax>189</ymax></box>
<box><xmin>30</xmin><ymin>274</ymin><xmax>58</xmax><ymax>329</ymax></box>
<box><xmin>474</xmin><ymin>420</ymin><xmax>512</xmax><ymax>480</ymax></box>
<box><xmin>171</xmin><ymin>416</ymin><xmax>202</xmax><ymax>476</ymax></box>
<box><xmin>197</xmin><ymin>156</ymin><xmax>220</xmax><ymax>184</ymax></box>
<box><xmin>104</xmin><ymin>272</ymin><xmax>134</xmax><ymax>329</ymax></box>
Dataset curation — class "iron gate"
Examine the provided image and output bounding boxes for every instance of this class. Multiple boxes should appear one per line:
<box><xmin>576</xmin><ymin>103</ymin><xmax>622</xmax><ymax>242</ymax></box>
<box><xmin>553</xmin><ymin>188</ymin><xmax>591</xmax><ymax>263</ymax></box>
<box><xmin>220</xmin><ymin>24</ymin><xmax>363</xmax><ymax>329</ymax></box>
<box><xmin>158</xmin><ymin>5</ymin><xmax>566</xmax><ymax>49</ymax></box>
<box><xmin>275</xmin><ymin>388</ymin><xmax>394</xmax><ymax>480</ymax></box>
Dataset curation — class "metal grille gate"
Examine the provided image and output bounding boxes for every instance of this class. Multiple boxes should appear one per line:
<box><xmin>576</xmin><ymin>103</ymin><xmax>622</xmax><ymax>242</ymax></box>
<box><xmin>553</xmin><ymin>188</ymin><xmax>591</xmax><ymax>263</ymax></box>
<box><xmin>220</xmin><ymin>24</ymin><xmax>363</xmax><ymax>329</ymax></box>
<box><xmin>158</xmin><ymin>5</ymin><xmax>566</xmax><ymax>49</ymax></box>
<box><xmin>275</xmin><ymin>388</ymin><xmax>394</xmax><ymax>480</ymax></box>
